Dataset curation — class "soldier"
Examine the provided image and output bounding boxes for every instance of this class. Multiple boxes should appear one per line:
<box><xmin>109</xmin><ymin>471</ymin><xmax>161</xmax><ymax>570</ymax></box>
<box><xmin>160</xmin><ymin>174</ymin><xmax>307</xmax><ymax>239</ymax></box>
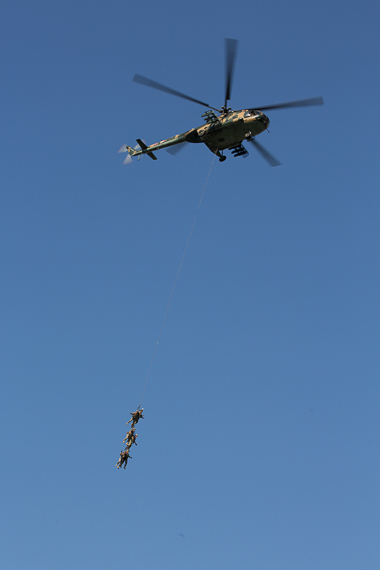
<box><xmin>123</xmin><ymin>427</ymin><xmax>138</xmax><ymax>447</ymax></box>
<box><xmin>126</xmin><ymin>408</ymin><xmax>144</xmax><ymax>426</ymax></box>
<box><xmin>116</xmin><ymin>449</ymin><xmax>132</xmax><ymax>469</ymax></box>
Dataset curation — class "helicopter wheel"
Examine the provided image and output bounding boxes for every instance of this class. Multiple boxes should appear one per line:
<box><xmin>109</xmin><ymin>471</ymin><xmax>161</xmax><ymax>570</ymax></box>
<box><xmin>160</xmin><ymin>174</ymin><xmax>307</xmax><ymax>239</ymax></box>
<box><xmin>219</xmin><ymin>155</ymin><xmax>227</xmax><ymax>162</ymax></box>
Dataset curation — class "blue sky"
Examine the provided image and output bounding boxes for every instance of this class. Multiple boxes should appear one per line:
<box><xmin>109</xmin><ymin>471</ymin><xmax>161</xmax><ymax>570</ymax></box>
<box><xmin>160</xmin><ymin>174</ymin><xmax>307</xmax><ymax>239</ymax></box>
<box><xmin>1</xmin><ymin>1</ymin><xmax>379</xmax><ymax>568</ymax></box>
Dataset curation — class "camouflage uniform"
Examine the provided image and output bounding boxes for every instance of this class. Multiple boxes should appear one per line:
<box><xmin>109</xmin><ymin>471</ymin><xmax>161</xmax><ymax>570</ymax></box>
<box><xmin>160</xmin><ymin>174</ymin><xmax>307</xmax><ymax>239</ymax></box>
<box><xmin>123</xmin><ymin>428</ymin><xmax>138</xmax><ymax>449</ymax></box>
<box><xmin>117</xmin><ymin>408</ymin><xmax>145</xmax><ymax>470</ymax></box>
<box><xmin>116</xmin><ymin>449</ymin><xmax>132</xmax><ymax>469</ymax></box>
<box><xmin>126</xmin><ymin>408</ymin><xmax>144</xmax><ymax>426</ymax></box>
<box><xmin>123</xmin><ymin>427</ymin><xmax>137</xmax><ymax>444</ymax></box>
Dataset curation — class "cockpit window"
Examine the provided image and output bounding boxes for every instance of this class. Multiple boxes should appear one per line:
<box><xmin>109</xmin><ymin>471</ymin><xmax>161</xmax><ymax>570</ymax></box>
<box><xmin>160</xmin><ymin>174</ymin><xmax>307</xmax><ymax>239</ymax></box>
<box><xmin>245</xmin><ymin>110</ymin><xmax>260</xmax><ymax>117</ymax></box>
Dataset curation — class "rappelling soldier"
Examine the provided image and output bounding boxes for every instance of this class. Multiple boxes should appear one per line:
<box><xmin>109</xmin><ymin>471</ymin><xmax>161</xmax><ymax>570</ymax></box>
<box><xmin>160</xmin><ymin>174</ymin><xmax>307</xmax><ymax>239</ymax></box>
<box><xmin>116</xmin><ymin>449</ymin><xmax>132</xmax><ymax>469</ymax></box>
<box><xmin>126</xmin><ymin>408</ymin><xmax>144</xmax><ymax>426</ymax></box>
<box><xmin>123</xmin><ymin>427</ymin><xmax>138</xmax><ymax>447</ymax></box>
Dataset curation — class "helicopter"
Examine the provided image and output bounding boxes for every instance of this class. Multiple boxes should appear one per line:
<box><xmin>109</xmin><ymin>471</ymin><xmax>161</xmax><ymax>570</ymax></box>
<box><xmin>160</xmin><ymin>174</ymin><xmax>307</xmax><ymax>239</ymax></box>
<box><xmin>119</xmin><ymin>39</ymin><xmax>323</xmax><ymax>166</ymax></box>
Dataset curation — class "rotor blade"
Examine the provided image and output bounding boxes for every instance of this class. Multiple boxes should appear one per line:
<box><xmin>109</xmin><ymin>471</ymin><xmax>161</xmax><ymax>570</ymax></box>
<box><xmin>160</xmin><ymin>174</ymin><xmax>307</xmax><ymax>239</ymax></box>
<box><xmin>133</xmin><ymin>74</ymin><xmax>218</xmax><ymax>111</ymax></box>
<box><xmin>123</xmin><ymin>154</ymin><xmax>133</xmax><ymax>165</ymax></box>
<box><xmin>224</xmin><ymin>38</ymin><xmax>238</xmax><ymax>108</ymax></box>
<box><xmin>165</xmin><ymin>142</ymin><xmax>189</xmax><ymax>156</ymax></box>
<box><xmin>255</xmin><ymin>96</ymin><xmax>324</xmax><ymax>112</ymax></box>
<box><xmin>249</xmin><ymin>139</ymin><xmax>281</xmax><ymax>167</ymax></box>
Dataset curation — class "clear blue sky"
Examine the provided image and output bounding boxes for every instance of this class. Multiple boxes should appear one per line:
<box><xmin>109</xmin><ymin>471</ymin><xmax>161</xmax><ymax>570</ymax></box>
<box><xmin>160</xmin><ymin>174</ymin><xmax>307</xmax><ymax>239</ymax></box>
<box><xmin>1</xmin><ymin>1</ymin><xmax>379</xmax><ymax>568</ymax></box>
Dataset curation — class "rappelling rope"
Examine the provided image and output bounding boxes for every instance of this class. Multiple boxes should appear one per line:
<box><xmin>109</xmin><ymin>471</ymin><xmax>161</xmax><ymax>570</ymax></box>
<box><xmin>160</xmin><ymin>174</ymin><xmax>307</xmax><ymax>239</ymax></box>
<box><xmin>117</xmin><ymin>155</ymin><xmax>216</xmax><ymax>469</ymax></box>
<box><xmin>138</xmin><ymin>154</ymin><xmax>216</xmax><ymax>408</ymax></box>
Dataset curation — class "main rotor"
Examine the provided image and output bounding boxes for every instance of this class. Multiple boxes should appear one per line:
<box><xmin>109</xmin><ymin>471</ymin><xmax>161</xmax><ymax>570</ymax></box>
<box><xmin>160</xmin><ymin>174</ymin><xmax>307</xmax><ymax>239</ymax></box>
<box><xmin>133</xmin><ymin>38</ymin><xmax>323</xmax><ymax>117</ymax></box>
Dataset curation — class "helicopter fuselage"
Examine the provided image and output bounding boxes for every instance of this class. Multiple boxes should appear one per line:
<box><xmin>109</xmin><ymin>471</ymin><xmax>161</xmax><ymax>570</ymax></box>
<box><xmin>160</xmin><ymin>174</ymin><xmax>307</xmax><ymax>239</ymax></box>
<box><xmin>125</xmin><ymin>109</ymin><xmax>269</xmax><ymax>161</ymax></box>
<box><xmin>194</xmin><ymin>109</ymin><xmax>269</xmax><ymax>153</ymax></box>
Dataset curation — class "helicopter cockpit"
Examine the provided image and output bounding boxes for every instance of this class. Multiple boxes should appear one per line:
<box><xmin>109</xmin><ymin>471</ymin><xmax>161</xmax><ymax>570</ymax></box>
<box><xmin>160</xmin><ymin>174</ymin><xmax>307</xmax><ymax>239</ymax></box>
<box><xmin>246</xmin><ymin>109</ymin><xmax>263</xmax><ymax>117</ymax></box>
<box><xmin>244</xmin><ymin>109</ymin><xmax>269</xmax><ymax>126</ymax></box>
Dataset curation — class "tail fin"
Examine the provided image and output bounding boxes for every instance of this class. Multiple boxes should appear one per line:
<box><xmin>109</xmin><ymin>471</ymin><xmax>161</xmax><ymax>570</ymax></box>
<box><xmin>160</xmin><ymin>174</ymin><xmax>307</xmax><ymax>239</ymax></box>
<box><xmin>136</xmin><ymin>139</ymin><xmax>157</xmax><ymax>161</ymax></box>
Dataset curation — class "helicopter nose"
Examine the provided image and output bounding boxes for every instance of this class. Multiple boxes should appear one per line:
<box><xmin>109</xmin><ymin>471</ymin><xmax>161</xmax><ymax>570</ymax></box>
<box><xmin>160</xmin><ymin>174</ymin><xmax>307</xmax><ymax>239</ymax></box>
<box><xmin>260</xmin><ymin>113</ymin><xmax>270</xmax><ymax>127</ymax></box>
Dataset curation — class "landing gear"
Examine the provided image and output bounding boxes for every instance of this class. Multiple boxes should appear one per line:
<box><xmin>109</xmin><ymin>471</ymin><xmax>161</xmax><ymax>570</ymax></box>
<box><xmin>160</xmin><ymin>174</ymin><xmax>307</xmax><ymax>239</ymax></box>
<box><xmin>214</xmin><ymin>149</ymin><xmax>226</xmax><ymax>162</ymax></box>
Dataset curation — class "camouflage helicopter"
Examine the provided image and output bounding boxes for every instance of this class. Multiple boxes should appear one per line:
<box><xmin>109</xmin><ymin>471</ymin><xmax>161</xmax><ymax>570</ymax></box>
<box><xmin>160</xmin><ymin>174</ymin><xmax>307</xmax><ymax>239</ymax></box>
<box><xmin>119</xmin><ymin>39</ymin><xmax>323</xmax><ymax>166</ymax></box>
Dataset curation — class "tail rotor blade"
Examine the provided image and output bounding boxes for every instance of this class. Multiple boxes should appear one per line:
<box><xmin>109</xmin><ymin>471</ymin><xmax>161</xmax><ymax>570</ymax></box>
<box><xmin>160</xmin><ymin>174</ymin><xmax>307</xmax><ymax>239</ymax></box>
<box><xmin>119</xmin><ymin>141</ymin><xmax>143</xmax><ymax>165</ymax></box>
<box><xmin>249</xmin><ymin>139</ymin><xmax>281</xmax><ymax>167</ymax></box>
<box><xmin>123</xmin><ymin>154</ymin><xmax>133</xmax><ymax>165</ymax></box>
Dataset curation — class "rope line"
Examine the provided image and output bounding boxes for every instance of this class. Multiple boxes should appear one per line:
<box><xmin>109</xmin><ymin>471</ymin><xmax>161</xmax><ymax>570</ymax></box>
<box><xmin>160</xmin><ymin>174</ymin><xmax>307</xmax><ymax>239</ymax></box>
<box><xmin>138</xmin><ymin>154</ymin><xmax>216</xmax><ymax>407</ymax></box>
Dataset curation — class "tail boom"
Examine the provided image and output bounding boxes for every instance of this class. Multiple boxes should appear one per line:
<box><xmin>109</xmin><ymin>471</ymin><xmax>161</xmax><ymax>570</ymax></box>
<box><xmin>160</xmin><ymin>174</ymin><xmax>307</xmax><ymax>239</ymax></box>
<box><xmin>120</xmin><ymin>130</ymin><xmax>197</xmax><ymax>163</ymax></box>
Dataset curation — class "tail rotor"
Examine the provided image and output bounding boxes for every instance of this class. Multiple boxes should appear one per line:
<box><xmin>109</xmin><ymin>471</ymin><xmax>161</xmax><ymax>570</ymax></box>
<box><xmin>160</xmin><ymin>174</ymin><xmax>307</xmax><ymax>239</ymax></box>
<box><xmin>118</xmin><ymin>141</ymin><xmax>144</xmax><ymax>165</ymax></box>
